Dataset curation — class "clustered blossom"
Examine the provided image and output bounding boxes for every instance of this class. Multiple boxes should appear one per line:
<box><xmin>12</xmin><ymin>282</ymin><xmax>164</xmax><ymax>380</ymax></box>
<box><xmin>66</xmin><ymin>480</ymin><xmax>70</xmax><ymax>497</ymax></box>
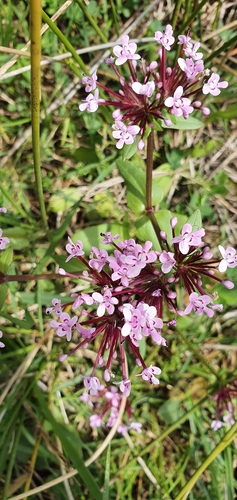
<box><xmin>80</xmin><ymin>384</ymin><xmax>142</xmax><ymax>435</ymax></box>
<box><xmin>211</xmin><ymin>380</ymin><xmax>237</xmax><ymax>431</ymax></box>
<box><xmin>79</xmin><ymin>26</ymin><xmax>228</xmax><ymax>149</ymax></box>
<box><xmin>48</xmin><ymin>219</ymin><xmax>237</xmax><ymax>397</ymax></box>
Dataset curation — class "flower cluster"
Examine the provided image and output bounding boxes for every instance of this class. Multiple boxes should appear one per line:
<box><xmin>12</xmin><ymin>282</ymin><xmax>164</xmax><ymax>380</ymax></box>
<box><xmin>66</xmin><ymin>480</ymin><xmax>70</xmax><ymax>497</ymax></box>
<box><xmin>79</xmin><ymin>26</ymin><xmax>228</xmax><ymax>149</ymax></box>
<box><xmin>211</xmin><ymin>380</ymin><xmax>237</xmax><ymax>430</ymax></box>
<box><xmin>80</xmin><ymin>384</ymin><xmax>142</xmax><ymax>435</ymax></box>
<box><xmin>48</xmin><ymin>219</ymin><xmax>237</xmax><ymax>397</ymax></box>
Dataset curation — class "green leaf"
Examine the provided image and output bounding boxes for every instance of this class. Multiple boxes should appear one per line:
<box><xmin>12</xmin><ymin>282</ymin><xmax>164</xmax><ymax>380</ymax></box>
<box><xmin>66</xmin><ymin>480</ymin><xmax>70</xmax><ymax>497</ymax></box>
<box><xmin>117</xmin><ymin>159</ymin><xmax>145</xmax><ymax>214</ymax></box>
<box><xmin>135</xmin><ymin>216</ymin><xmax>161</xmax><ymax>251</ymax></box>
<box><xmin>0</xmin><ymin>283</ymin><xmax>8</xmax><ymax>310</ymax></box>
<box><xmin>36</xmin><ymin>388</ymin><xmax>103</xmax><ymax>500</ymax></box>
<box><xmin>161</xmin><ymin>116</ymin><xmax>204</xmax><ymax>130</ymax></box>
<box><xmin>103</xmin><ymin>444</ymin><xmax>111</xmax><ymax>500</ymax></box>
<box><xmin>0</xmin><ymin>247</ymin><xmax>13</xmax><ymax>274</ymax></box>
<box><xmin>186</xmin><ymin>209</ymin><xmax>202</xmax><ymax>229</ymax></box>
<box><xmin>158</xmin><ymin>399</ymin><xmax>183</xmax><ymax>424</ymax></box>
<box><xmin>48</xmin><ymin>188</ymin><xmax>82</xmax><ymax>213</ymax></box>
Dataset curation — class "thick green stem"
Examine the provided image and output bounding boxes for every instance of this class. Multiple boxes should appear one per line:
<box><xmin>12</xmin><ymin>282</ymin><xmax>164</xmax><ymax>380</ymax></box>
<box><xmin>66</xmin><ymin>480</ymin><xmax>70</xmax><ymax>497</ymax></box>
<box><xmin>145</xmin><ymin>130</ymin><xmax>163</xmax><ymax>247</ymax></box>
<box><xmin>30</xmin><ymin>0</ymin><xmax>48</xmax><ymax>233</ymax></box>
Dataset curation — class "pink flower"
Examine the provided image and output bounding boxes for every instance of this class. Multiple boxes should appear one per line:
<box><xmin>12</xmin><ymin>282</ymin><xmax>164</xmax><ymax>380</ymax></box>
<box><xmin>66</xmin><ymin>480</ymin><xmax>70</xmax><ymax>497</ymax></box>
<box><xmin>89</xmin><ymin>247</ymin><xmax>108</xmax><ymax>272</ymax></box>
<box><xmin>164</xmin><ymin>86</ymin><xmax>194</xmax><ymax>119</ymax></box>
<box><xmin>0</xmin><ymin>229</ymin><xmax>10</xmax><ymax>250</ymax></box>
<box><xmin>138</xmin><ymin>365</ymin><xmax>162</xmax><ymax>385</ymax></box>
<box><xmin>178</xmin><ymin>58</ymin><xmax>204</xmax><ymax>80</ymax></box>
<box><xmin>46</xmin><ymin>298</ymin><xmax>63</xmax><ymax>317</ymax></box>
<box><xmin>171</xmin><ymin>223</ymin><xmax>205</xmax><ymax>254</ymax></box>
<box><xmin>211</xmin><ymin>419</ymin><xmax>225</xmax><ymax>431</ymax></box>
<box><xmin>218</xmin><ymin>246</ymin><xmax>237</xmax><ymax>272</ymax></box>
<box><xmin>101</xmin><ymin>232</ymin><xmax>120</xmax><ymax>244</ymax></box>
<box><xmin>0</xmin><ymin>207</ymin><xmax>7</xmax><ymax>213</ymax></box>
<box><xmin>90</xmin><ymin>414</ymin><xmax>103</xmax><ymax>427</ymax></box>
<box><xmin>159</xmin><ymin>251</ymin><xmax>176</xmax><ymax>273</ymax></box>
<box><xmin>203</xmin><ymin>73</ymin><xmax>228</xmax><ymax>96</ymax></box>
<box><xmin>184</xmin><ymin>292</ymin><xmax>214</xmax><ymax>317</ymax></box>
<box><xmin>65</xmin><ymin>237</ymin><xmax>84</xmax><ymax>262</ymax></box>
<box><xmin>82</xmin><ymin>71</ymin><xmax>97</xmax><ymax>92</ymax></box>
<box><xmin>79</xmin><ymin>89</ymin><xmax>100</xmax><ymax>112</ymax></box>
<box><xmin>50</xmin><ymin>312</ymin><xmax>78</xmax><ymax>341</ymax></box>
<box><xmin>184</xmin><ymin>41</ymin><xmax>203</xmax><ymax>60</ymax></box>
<box><xmin>154</xmin><ymin>24</ymin><xmax>175</xmax><ymax>50</ymax></box>
<box><xmin>113</xmin><ymin>35</ymin><xmax>141</xmax><ymax>65</ymax></box>
<box><xmin>83</xmin><ymin>376</ymin><xmax>101</xmax><ymax>395</ymax></box>
<box><xmin>114</xmin><ymin>379</ymin><xmax>131</xmax><ymax>397</ymax></box>
<box><xmin>132</xmin><ymin>81</ymin><xmax>155</xmax><ymax>98</ymax></box>
<box><xmin>0</xmin><ymin>331</ymin><xmax>5</xmax><ymax>349</ymax></box>
<box><xmin>92</xmin><ymin>289</ymin><xmax>118</xmax><ymax>316</ymax></box>
<box><xmin>112</xmin><ymin>121</ymin><xmax>140</xmax><ymax>149</ymax></box>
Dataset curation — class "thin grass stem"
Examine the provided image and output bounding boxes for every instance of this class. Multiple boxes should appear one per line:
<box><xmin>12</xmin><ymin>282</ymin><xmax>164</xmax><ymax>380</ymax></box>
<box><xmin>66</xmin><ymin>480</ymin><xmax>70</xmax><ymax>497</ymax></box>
<box><xmin>30</xmin><ymin>0</ymin><xmax>48</xmax><ymax>234</ymax></box>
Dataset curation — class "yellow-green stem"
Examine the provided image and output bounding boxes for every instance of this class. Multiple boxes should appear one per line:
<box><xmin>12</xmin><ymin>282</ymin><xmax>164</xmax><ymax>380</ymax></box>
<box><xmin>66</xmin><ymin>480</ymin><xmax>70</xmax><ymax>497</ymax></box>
<box><xmin>175</xmin><ymin>421</ymin><xmax>237</xmax><ymax>500</ymax></box>
<box><xmin>30</xmin><ymin>0</ymin><xmax>48</xmax><ymax>233</ymax></box>
<box><xmin>76</xmin><ymin>0</ymin><xmax>108</xmax><ymax>44</ymax></box>
<box><xmin>41</xmin><ymin>9</ymin><xmax>88</xmax><ymax>77</ymax></box>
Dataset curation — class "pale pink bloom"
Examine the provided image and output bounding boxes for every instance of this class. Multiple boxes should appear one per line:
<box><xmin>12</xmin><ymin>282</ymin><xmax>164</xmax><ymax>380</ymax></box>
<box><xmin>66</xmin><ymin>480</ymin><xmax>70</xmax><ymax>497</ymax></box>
<box><xmin>101</xmin><ymin>232</ymin><xmax>120</xmax><ymax>244</ymax></box>
<box><xmin>0</xmin><ymin>207</ymin><xmax>7</xmax><ymax>213</ymax></box>
<box><xmin>114</xmin><ymin>379</ymin><xmax>131</xmax><ymax>397</ymax></box>
<box><xmin>132</xmin><ymin>81</ymin><xmax>155</xmax><ymax>98</ymax></box>
<box><xmin>159</xmin><ymin>250</ymin><xmax>176</xmax><ymax>273</ymax></box>
<box><xmin>184</xmin><ymin>292</ymin><xmax>214</xmax><ymax>317</ymax></box>
<box><xmin>184</xmin><ymin>41</ymin><xmax>203</xmax><ymax>60</ymax></box>
<box><xmin>90</xmin><ymin>414</ymin><xmax>103</xmax><ymax>427</ymax></box>
<box><xmin>218</xmin><ymin>245</ymin><xmax>237</xmax><ymax>272</ymax></box>
<box><xmin>113</xmin><ymin>35</ymin><xmax>141</xmax><ymax>65</ymax></box>
<box><xmin>112</xmin><ymin>121</ymin><xmax>140</xmax><ymax>149</ymax></box>
<box><xmin>0</xmin><ymin>229</ymin><xmax>10</xmax><ymax>250</ymax></box>
<box><xmin>89</xmin><ymin>247</ymin><xmax>108</xmax><ymax>272</ymax></box>
<box><xmin>0</xmin><ymin>331</ymin><xmax>5</xmax><ymax>348</ymax></box>
<box><xmin>211</xmin><ymin>419</ymin><xmax>225</xmax><ymax>431</ymax></box>
<box><xmin>178</xmin><ymin>57</ymin><xmax>204</xmax><ymax>80</ymax></box>
<box><xmin>203</xmin><ymin>73</ymin><xmax>228</xmax><ymax>96</ymax></box>
<box><xmin>84</xmin><ymin>376</ymin><xmax>101</xmax><ymax>395</ymax></box>
<box><xmin>82</xmin><ymin>71</ymin><xmax>97</xmax><ymax>92</ymax></box>
<box><xmin>129</xmin><ymin>422</ymin><xmax>142</xmax><ymax>433</ymax></box>
<box><xmin>121</xmin><ymin>303</ymin><xmax>145</xmax><ymax>338</ymax></box>
<box><xmin>79</xmin><ymin>88</ymin><xmax>100</xmax><ymax>112</ymax></box>
<box><xmin>92</xmin><ymin>289</ymin><xmax>118</xmax><ymax>317</ymax></box>
<box><xmin>164</xmin><ymin>86</ymin><xmax>194</xmax><ymax>119</ymax></box>
<box><xmin>138</xmin><ymin>365</ymin><xmax>162</xmax><ymax>385</ymax></box>
<box><xmin>171</xmin><ymin>223</ymin><xmax>205</xmax><ymax>254</ymax></box>
<box><xmin>50</xmin><ymin>312</ymin><xmax>78</xmax><ymax>341</ymax></box>
<box><xmin>46</xmin><ymin>298</ymin><xmax>63</xmax><ymax>316</ymax></box>
<box><xmin>177</xmin><ymin>34</ymin><xmax>192</xmax><ymax>48</ymax></box>
<box><xmin>72</xmin><ymin>292</ymin><xmax>94</xmax><ymax>309</ymax></box>
<box><xmin>76</xmin><ymin>324</ymin><xmax>95</xmax><ymax>338</ymax></box>
<box><xmin>65</xmin><ymin>237</ymin><xmax>84</xmax><ymax>262</ymax></box>
<box><xmin>154</xmin><ymin>24</ymin><xmax>175</xmax><ymax>50</ymax></box>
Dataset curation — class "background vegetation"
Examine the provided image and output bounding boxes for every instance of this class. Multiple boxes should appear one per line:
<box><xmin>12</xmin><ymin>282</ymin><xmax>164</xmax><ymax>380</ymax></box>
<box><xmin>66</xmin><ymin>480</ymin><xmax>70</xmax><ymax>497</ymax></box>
<box><xmin>0</xmin><ymin>0</ymin><xmax>237</xmax><ymax>498</ymax></box>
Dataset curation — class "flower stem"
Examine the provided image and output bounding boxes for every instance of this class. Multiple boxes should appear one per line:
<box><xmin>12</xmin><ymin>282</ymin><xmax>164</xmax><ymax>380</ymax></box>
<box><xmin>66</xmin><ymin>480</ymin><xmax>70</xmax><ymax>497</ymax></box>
<box><xmin>145</xmin><ymin>130</ymin><xmax>163</xmax><ymax>247</ymax></box>
<box><xmin>30</xmin><ymin>0</ymin><xmax>48</xmax><ymax>234</ymax></box>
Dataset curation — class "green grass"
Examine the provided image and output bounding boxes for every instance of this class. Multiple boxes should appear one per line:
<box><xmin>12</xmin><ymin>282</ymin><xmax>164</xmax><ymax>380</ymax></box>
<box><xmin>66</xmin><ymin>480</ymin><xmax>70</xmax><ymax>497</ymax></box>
<box><xmin>0</xmin><ymin>0</ymin><xmax>237</xmax><ymax>498</ymax></box>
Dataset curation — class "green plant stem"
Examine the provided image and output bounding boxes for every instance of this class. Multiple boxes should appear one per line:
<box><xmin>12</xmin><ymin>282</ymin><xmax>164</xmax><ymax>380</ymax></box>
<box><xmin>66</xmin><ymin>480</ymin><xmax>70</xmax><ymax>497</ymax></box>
<box><xmin>174</xmin><ymin>421</ymin><xmax>237</xmax><ymax>500</ymax></box>
<box><xmin>30</xmin><ymin>0</ymin><xmax>48</xmax><ymax>234</ymax></box>
<box><xmin>41</xmin><ymin>9</ymin><xmax>88</xmax><ymax>77</ymax></box>
<box><xmin>76</xmin><ymin>0</ymin><xmax>108</xmax><ymax>44</ymax></box>
<box><xmin>145</xmin><ymin>130</ymin><xmax>163</xmax><ymax>247</ymax></box>
<box><xmin>171</xmin><ymin>0</ymin><xmax>183</xmax><ymax>30</ymax></box>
